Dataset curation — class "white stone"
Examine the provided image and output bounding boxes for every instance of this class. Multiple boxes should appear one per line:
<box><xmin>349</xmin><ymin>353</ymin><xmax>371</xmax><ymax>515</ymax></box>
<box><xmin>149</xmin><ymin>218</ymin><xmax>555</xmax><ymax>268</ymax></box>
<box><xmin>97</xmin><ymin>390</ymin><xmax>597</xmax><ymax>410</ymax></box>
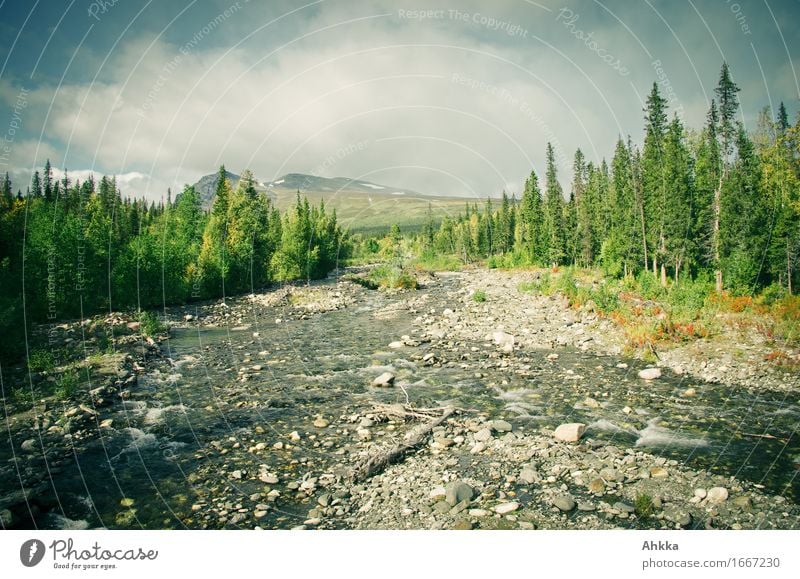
<box><xmin>706</xmin><ymin>487</ymin><xmax>728</xmax><ymax>504</ymax></box>
<box><xmin>638</xmin><ymin>367</ymin><xmax>662</xmax><ymax>380</ymax></box>
<box><xmin>494</xmin><ymin>502</ymin><xmax>520</xmax><ymax>514</ymax></box>
<box><xmin>553</xmin><ymin>423</ymin><xmax>586</xmax><ymax>443</ymax></box>
<box><xmin>371</xmin><ymin>372</ymin><xmax>395</xmax><ymax>387</ymax></box>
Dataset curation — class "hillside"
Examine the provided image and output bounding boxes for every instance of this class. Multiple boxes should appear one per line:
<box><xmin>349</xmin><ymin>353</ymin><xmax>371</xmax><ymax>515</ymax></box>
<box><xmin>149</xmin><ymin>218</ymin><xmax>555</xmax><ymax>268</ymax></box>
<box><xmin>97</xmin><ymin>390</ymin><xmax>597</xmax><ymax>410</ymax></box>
<box><xmin>193</xmin><ymin>172</ymin><xmax>489</xmax><ymax>233</ymax></box>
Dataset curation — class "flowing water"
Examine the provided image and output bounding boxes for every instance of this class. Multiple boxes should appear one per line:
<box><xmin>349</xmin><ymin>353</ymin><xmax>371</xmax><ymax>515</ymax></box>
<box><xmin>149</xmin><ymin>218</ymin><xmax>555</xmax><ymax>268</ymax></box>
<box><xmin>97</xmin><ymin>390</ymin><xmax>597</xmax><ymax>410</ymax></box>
<box><xmin>14</xmin><ymin>276</ymin><xmax>800</xmax><ymax>529</ymax></box>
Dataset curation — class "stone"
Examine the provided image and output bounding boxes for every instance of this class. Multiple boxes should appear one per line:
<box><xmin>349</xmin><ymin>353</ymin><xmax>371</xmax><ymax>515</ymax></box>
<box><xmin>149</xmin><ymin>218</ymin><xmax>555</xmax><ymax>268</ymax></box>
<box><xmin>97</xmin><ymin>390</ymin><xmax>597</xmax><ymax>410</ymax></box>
<box><xmin>184</xmin><ymin>314</ymin><xmax>194</xmax><ymax>322</ymax></box>
<box><xmin>371</xmin><ymin>372</ymin><xmax>395</xmax><ymax>387</ymax></box>
<box><xmin>289</xmin><ymin>431</ymin><xmax>301</xmax><ymax>442</ymax></box>
<box><xmin>547</xmin><ymin>353</ymin><xmax>559</xmax><ymax>361</ymax></box>
<box><xmin>553</xmin><ymin>495</ymin><xmax>576</xmax><ymax>512</ymax></box>
<box><xmin>694</xmin><ymin>488</ymin><xmax>707</xmax><ymax>499</ymax></box>
<box><xmin>553</xmin><ymin>423</ymin><xmax>586</xmax><ymax>443</ymax></box>
<box><xmin>445</xmin><ymin>481</ymin><xmax>474</xmax><ymax>506</ymax></box>
<box><xmin>126</xmin><ymin>321</ymin><xmax>141</xmax><ymax>331</ymax></box>
<box><xmin>583</xmin><ymin>397</ymin><xmax>601</xmax><ymax>409</ymax></box>
<box><xmin>452</xmin><ymin>519</ymin><xmax>472</xmax><ymax>530</ymax></box>
<box><xmin>20</xmin><ymin>439</ymin><xmax>36</xmax><ymax>452</ymax></box>
<box><xmin>650</xmin><ymin>467</ymin><xmax>669</xmax><ymax>479</ymax></box>
<box><xmin>490</xmin><ymin>420</ymin><xmax>513</xmax><ymax>433</ymax></box>
<box><xmin>433</xmin><ymin>501</ymin><xmax>451</xmax><ymax>514</ymax></box>
<box><xmin>519</xmin><ymin>467</ymin><xmax>538</xmax><ymax>485</ymax></box>
<box><xmin>468</xmin><ymin>509</ymin><xmax>489</xmax><ymax>517</ymax></box>
<box><xmin>706</xmin><ymin>487</ymin><xmax>728</xmax><ymax>504</ymax></box>
<box><xmin>259</xmin><ymin>473</ymin><xmax>279</xmax><ymax>485</ymax></box>
<box><xmin>614</xmin><ymin>502</ymin><xmax>635</xmax><ymax>514</ymax></box>
<box><xmin>577</xmin><ymin>502</ymin><xmax>596</xmax><ymax>512</ymax></box>
<box><xmin>429</xmin><ymin>486</ymin><xmax>447</xmax><ymax>501</ymax></box>
<box><xmin>254</xmin><ymin>510</ymin><xmax>267</xmax><ymax>519</ymax></box>
<box><xmin>682</xmin><ymin>387</ymin><xmax>697</xmax><ymax>397</ymax></box>
<box><xmin>388</xmin><ymin>341</ymin><xmax>404</xmax><ymax>349</ymax></box>
<box><xmin>1</xmin><ymin>508</ymin><xmax>14</xmax><ymax>528</ymax></box>
<box><xmin>664</xmin><ymin>506</ymin><xmax>693</xmax><ymax>528</ymax></box>
<box><xmin>494</xmin><ymin>502</ymin><xmax>520</xmax><ymax>515</ymax></box>
<box><xmin>588</xmin><ymin>478</ymin><xmax>605</xmax><ymax>494</ymax></box>
<box><xmin>317</xmin><ymin>493</ymin><xmax>330</xmax><ymax>507</ymax></box>
<box><xmin>732</xmin><ymin>495</ymin><xmax>752</xmax><ymax>511</ymax></box>
<box><xmin>99</xmin><ymin>418</ymin><xmax>114</xmax><ymax>429</ymax></box>
<box><xmin>638</xmin><ymin>367</ymin><xmax>662</xmax><ymax>380</ymax></box>
<box><xmin>469</xmin><ymin>442</ymin><xmax>486</xmax><ymax>454</ymax></box>
<box><xmin>622</xmin><ymin>406</ymin><xmax>632</xmax><ymax>414</ymax></box>
<box><xmin>231</xmin><ymin>470</ymin><xmax>243</xmax><ymax>479</ymax></box>
<box><xmin>491</xmin><ymin>331</ymin><xmax>515</xmax><ymax>353</ymax></box>
<box><xmin>474</xmin><ymin>428</ymin><xmax>492</xmax><ymax>442</ymax></box>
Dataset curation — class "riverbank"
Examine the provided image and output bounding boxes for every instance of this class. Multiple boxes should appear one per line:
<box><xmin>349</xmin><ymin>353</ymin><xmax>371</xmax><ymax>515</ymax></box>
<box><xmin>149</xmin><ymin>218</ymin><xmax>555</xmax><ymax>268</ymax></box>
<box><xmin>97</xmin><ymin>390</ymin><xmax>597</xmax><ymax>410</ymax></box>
<box><xmin>1</xmin><ymin>267</ymin><xmax>798</xmax><ymax>529</ymax></box>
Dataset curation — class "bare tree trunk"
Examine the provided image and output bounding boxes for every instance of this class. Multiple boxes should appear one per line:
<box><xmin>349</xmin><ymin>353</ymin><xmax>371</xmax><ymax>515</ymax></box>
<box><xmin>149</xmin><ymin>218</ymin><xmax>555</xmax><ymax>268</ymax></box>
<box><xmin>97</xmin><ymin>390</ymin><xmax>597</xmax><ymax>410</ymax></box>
<box><xmin>660</xmin><ymin>264</ymin><xmax>667</xmax><ymax>287</ymax></box>
<box><xmin>713</xmin><ymin>175</ymin><xmax>723</xmax><ymax>293</ymax></box>
<box><xmin>788</xmin><ymin>240</ymin><xmax>793</xmax><ymax>295</ymax></box>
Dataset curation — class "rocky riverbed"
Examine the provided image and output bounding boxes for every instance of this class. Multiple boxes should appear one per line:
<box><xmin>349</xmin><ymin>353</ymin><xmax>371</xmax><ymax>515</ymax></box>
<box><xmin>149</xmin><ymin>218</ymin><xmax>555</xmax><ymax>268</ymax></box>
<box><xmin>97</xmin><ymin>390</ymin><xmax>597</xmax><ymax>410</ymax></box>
<box><xmin>1</xmin><ymin>267</ymin><xmax>798</xmax><ymax>530</ymax></box>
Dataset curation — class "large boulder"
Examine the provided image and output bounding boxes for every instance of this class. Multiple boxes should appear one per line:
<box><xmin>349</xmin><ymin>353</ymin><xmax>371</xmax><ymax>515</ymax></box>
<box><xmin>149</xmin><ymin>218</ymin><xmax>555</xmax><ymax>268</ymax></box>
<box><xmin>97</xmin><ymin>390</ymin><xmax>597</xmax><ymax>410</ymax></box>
<box><xmin>638</xmin><ymin>367</ymin><xmax>662</xmax><ymax>380</ymax></box>
<box><xmin>444</xmin><ymin>481</ymin><xmax>474</xmax><ymax>506</ymax></box>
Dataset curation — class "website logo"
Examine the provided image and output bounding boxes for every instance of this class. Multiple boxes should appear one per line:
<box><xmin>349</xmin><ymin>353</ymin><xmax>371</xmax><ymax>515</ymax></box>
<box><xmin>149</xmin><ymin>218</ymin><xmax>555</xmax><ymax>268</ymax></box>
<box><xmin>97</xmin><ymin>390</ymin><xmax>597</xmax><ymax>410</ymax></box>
<box><xmin>20</xmin><ymin>539</ymin><xmax>46</xmax><ymax>567</ymax></box>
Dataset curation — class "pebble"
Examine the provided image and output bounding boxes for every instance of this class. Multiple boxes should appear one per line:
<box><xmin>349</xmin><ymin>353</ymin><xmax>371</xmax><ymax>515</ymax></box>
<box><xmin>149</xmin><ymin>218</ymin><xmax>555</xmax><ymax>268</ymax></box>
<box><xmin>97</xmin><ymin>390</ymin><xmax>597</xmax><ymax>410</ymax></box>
<box><xmin>650</xmin><ymin>467</ymin><xmax>669</xmax><ymax>479</ymax></box>
<box><xmin>494</xmin><ymin>502</ymin><xmax>520</xmax><ymax>514</ymax></box>
<box><xmin>21</xmin><ymin>439</ymin><xmax>36</xmax><ymax>452</ymax></box>
<box><xmin>553</xmin><ymin>495</ymin><xmax>576</xmax><ymax>512</ymax></box>
<box><xmin>706</xmin><ymin>487</ymin><xmax>729</xmax><ymax>504</ymax></box>
<box><xmin>682</xmin><ymin>387</ymin><xmax>697</xmax><ymax>397</ymax></box>
<box><xmin>553</xmin><ymin>423</ymin><xmax>586</xmax><ymax>443</ymax></box>
<box><xmin>474</xmin><ymin>428</ymin><xmax>492</xmax><ymax>442</ymax></box>
<box><xmin>638</xmin><ymin>367</ymin><xmax>662</xmax><ymax>380</ymax></box>
<box><xmin>470</xmin><ymin>442</ymin><xmax>486</xmax><ymax>454</ymax></box>
<box><xmin>445</xmin><ymin>481</ymin><xmax>474</xmax><ymax>506</ymax></box>
<box><xmin>371</xmin><ymin>372</ymin><xmax>395</xmax><ymax>387</ymax></box>
<box><xmin>588</xmin><ymin>478</ymin><xmax>605</xmax><ymax>494</ymax></box>
<box><xmin>489</xmin><ymin>420</ymin><xmax>512</xmax><ymax>432</ymax></box>
<box><xmin>519</xmin><ymin>467</ymin><xmax>538</xmax><ymax>485</ymax></box>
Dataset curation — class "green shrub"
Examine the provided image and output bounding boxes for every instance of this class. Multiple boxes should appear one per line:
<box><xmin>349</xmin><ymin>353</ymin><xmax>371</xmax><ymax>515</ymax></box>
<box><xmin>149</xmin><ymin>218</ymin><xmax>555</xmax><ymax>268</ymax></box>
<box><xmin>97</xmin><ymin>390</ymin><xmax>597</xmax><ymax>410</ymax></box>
<box><xmin>472</xmin><ymin>289</ymin><xmax>487</xmax><ymax>303</ymax></box>
<box><xmin>54</xmin><ymin>368</ymin><xmax>80</xmax><ymax>400</ymax></box>
<box><xmin>28</xmin><ymin>349</ymin><xmax>55</xmax><ymax>373</ymax></box>
<box><xmin>139</xmin><ymin>311</ymin><xmax>167</xmax><ymax>336</ymax></box>
<box><xmin>634</xmin><ymin>493</ymin><xmax>655</xmax><ymax>518</ymax></box>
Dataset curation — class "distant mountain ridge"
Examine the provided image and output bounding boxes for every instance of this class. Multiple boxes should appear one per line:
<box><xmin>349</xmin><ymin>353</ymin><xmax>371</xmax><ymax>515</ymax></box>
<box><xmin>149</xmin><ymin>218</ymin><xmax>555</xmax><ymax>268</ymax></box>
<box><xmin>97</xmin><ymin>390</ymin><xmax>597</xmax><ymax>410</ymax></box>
<box><xmin>190</xmin><ymin>171</ymin><xmax>486</xmax><ymax>232</ymax></box>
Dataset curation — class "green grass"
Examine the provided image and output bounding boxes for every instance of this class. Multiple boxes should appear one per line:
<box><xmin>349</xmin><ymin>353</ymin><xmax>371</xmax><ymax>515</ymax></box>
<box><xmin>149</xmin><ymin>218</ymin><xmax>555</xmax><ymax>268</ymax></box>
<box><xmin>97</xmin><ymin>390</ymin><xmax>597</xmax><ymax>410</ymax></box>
<box><xmin>54</xmin><ymin>368</ymin><xmax>80</xmax><ymax>400</ymax></box>
<box><xmin>412</xmin><ymin>253</ymin><xmax>462</xmax><ymax>272</ymax></box>
<box><xmin>139</xmin><ymin>311</ymin><xmax>167</xmax><ymax>336</ymax></box>
<box><xmin>27</xmin><ymin>349</ymin><xmax>55</xmax><ymax>373</ymax></box>
<box><xmin>472</xmin><ymin>289</ymin><xmax>487</xmax><ymax>303</ymax></box>
<box><xmin>634</xmin><ymin>493</ymin><xmax>655</xmax><ymax>519</ymax></box>
<box><xmin>346</xmin><ymin>264</ymin><xmax>418</xmax><ymax>290</ymax></box>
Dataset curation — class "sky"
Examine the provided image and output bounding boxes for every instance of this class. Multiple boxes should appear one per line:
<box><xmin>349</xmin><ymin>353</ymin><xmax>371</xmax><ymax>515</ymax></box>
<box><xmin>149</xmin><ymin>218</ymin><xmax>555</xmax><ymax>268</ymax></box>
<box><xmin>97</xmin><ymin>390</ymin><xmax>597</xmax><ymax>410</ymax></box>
<box><xmin>0</xmin><ymin>0</ymin><xmax>798</xmax><ymax>200</ymax></box>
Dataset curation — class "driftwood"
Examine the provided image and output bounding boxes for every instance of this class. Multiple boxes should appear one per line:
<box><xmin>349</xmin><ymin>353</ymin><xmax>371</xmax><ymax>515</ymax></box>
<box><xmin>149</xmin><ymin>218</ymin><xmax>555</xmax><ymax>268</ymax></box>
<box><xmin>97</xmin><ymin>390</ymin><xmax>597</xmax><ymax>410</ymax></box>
<box><xmin>740</xmin><ymin>432</ymin><xmax>789</xmax><ymax>444</ymax></box>
<box><xmin>349</xmin><ymin>406</ymin><xmax>455</xmax><ymax>483</ymax></box>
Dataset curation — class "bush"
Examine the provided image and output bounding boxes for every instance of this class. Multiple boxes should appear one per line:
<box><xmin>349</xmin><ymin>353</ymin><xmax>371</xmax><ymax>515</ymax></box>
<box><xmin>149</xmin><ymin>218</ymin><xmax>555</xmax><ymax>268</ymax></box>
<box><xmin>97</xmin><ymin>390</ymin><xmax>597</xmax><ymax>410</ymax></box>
<box><xmin>54</xmin><ymin>368</ymin><xmax>80</xmax><ymax>400</ymax></box>
<box><xmin>139</xmin><ymin>311</ymin><xmax>167</xmax><ymax>336</ymax></box>
<box><xmin>28</xmin><ymin>349</ymin><xmax>55</xmax><ymax>373</ymax></box>
<box><xmin>634</xmin><ymin>493</ymin><xmax>655</xmax><ymax>518</ymax></box>
<box><xmin>472</xmin><ymin>289</ymin><xmax>487</xmax><ymax>303</ymax></box>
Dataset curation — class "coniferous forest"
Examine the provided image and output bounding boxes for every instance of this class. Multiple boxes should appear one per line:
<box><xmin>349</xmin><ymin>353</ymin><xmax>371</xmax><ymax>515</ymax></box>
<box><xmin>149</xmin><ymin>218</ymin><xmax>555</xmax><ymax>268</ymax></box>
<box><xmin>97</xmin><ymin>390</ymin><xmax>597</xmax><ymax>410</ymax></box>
<box><xmin>416</xmin><ymin>64</ymin><xmax>798</xmax><ymax>296</ymax></box>
<box><xmin>1</xmin><ymin>64</ymin><xmax>799</xmax><ymax>363</ymax></box>
<box><xmin>0</xmin><ymin>165</ymin><xmax>347</xmax><ymax>360</ymax></box>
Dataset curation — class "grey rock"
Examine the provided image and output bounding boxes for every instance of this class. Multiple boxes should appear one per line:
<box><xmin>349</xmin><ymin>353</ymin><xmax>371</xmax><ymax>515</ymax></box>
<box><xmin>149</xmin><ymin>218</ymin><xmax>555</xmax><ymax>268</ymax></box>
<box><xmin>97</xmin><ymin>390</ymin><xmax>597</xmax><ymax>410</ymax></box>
<box><xmin>0</xmin><ymin>508</ymin><xmax>13</xmax><ymax>528</ymax></box>
<box><xmin>433</xmin><ymin>501</ymin><xmax>451</xmax><ymax>514</ymax></box>
<box><xmin>371</xmin><ymin>372</ymin><xmax>395</xmax><ymax>387</ymax></box>
<box><xmin>706</xmin><ymin>487</ymin><xmax>728</xmax><ymax>504</ymax></box>
<box><xmin>474</xmin><ymin>428</ymin><xmax>493</xmax><ymax>442</ymax></box>
<box><xmin>490</xmin><ymin>420</ymin><xmax>513</xmax><ymax>432</ymax></box>
<box><xmin>553</xmin><ymin>495</ymin><xmax>576</xmax><ymax>512</ymax></box>
<box><xmin>518</xmin><ymin>467</ymin><xmax>538</xmax><ymax>485</ymax></box>
<box><xmin>614</xmin><ymin>502</ymin><xmax>635</xmax><ymax>514</ymax></box>
<box><xmin>445</xmin><ymin>481</ymin><xmax>474</xmax><ymax>506</ymax></box>
<box><xmin>20</xmin><ymin>439</ymin><xmax>36</xmax><ymax>453</ymax></box>
<box><xmin>664</xmin><ymin>505</ymin><xmax>693</xmax><ymax>528</ymax></box>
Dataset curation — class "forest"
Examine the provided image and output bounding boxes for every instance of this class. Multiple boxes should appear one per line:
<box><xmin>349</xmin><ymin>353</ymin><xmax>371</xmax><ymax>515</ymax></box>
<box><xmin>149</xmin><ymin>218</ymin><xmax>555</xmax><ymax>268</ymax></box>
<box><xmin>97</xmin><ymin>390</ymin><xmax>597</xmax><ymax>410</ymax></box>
<box><xmin>0</xmin><ymin>165</ymin><xmax>347</xmax><ymax>360</ymax></box>
<box><xmin>1</xmin><ymin>63</ymin><xmax>798</xmax><ymax>361</ymax></box>
<box><xmin>410</xmin><ymin>64</ymin><xmax>798</xmax><ymax>300</ymax></box>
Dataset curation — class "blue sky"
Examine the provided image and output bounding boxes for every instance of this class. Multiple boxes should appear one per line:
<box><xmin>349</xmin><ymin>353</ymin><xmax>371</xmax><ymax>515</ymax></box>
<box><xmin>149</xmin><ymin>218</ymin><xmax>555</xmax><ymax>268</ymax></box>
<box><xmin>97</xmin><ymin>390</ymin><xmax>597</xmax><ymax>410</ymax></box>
<box><xmin>0</xmin><ymin>0</ymin><xmax>798</xmax><ymax>199</ymax></box>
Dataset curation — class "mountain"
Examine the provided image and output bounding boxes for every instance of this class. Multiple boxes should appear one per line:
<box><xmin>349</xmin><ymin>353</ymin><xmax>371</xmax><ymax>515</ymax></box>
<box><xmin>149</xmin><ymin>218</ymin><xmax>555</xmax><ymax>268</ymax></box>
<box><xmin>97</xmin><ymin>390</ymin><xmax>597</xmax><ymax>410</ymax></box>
<box><xmin>192</xmin><ymin>171</ymin><xmax>486</xmax><ymax>232</ymax></box>
<box><xmin>192</xmin><ymin>170</ymin><xmax>276</xmax><ymax>209</ymax></box>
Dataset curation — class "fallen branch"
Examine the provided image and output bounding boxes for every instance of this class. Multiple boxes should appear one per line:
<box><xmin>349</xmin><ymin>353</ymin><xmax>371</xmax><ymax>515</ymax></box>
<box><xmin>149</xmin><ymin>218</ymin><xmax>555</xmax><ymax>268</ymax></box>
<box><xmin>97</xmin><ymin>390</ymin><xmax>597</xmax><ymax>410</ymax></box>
<box><xmin>740</xmin><ymin>432</ymin><xmax>789</xmax><ymax>444</ymax></box>
<box><xmin>350</xmin><ymin>406</ymin><xmax>455</xmax><ymax>483</ymax></box>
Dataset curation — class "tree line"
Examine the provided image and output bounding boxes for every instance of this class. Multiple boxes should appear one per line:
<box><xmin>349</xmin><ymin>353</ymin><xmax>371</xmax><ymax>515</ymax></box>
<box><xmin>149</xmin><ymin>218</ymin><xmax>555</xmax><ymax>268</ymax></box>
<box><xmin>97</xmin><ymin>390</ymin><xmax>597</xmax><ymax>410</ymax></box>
<box><xmin>420</xmin><ymin>64</ymin><xmax>799</xmax><ymax>296</ymax></box>
<box><xmin>0</xmin><ymin>165</ymin><xmax>348</xmax><ymax>360</ymax></box>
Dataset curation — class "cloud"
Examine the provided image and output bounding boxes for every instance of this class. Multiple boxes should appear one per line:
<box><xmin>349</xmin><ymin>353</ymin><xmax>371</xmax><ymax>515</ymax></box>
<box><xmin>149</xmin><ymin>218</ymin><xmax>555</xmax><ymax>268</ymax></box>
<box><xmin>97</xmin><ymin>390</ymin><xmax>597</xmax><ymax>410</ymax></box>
<box><xmin>2</xmin><ymin>0</ymin><xmax>797</xmax><ymax>201</ymax></box>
